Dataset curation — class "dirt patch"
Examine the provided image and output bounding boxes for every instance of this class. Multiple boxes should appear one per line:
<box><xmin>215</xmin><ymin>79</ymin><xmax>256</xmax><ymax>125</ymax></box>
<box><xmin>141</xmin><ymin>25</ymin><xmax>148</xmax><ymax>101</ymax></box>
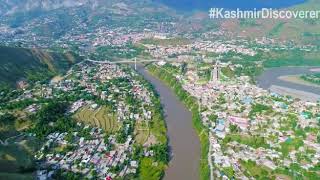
<box><xmin>143</xmin><ymin>134</ymin><xmax>157</xmax><ymax>147</ymax></box>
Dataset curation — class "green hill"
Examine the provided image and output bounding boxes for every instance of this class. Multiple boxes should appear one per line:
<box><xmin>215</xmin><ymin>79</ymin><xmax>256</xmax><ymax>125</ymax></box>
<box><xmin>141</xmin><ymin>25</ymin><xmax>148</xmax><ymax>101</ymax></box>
<box><xmin>0</xmin><ymin>46</ymin><xmax>82</xmax><ymax>87</ymax></box>
<box><xmin>220</xmin><ymin>0</ymin><xmax>320</xmax><ymax>45</ymax></box>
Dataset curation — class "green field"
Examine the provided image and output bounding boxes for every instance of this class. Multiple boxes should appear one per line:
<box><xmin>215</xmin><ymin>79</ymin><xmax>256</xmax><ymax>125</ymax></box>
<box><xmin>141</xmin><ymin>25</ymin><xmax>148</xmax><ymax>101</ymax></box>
<box><xmin>149</xmin><ymin>111</ymin><xmax>167</xmax><ymax>145</ymax></box>
<box><xmin>139</xmin><ymin>158</ymin><xmax>166</xmax><ymax>180</ymax></box>
<box><xmin>73</xmin><ymin>106</ymin><xmax>119</xmax><ymax>133</ymax></box>
<box><xmin>240</xmin><ymin>160</ymin><xmax>271</xmax><ymax>178</ymax></box>
<box><xmin>134</xmin><ymin>121</ymin><xmax>150</xmax><ymax>145</ymax></box>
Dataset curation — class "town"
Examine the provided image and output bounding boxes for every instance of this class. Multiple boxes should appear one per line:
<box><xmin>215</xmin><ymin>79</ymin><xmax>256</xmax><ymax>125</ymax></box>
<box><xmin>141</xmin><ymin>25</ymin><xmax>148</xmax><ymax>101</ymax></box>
<box><xmin>1</xmin><ymin>1</ymin><xmax>320</xmax><ymax>179</ymax></box>
<box><xmin>0</xmin><ymin>61</ymin><xmax>168</xmax><ymax>179</ymax></box>
<box><xmin>151</xmin><ymin>61</ymin><xmax>320</xmax><ymax>179</ymax></box>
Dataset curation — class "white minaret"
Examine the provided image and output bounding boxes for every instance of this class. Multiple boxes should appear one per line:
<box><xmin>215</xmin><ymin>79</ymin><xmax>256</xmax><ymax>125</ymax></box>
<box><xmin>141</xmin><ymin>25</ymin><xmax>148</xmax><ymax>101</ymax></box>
<box><xmin>134</xmin><ymin>57</ymin><xmax>137</xmax><ymax>70</ymax></box>
<box><xmin>211</xmin><ymin>61</ymin><xmax>220</xmax><ymax>82</ymax></box>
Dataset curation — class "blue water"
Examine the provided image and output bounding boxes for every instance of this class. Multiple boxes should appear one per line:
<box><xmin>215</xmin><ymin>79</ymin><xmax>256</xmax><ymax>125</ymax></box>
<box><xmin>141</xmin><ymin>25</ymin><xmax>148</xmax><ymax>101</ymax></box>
<box><xmin>157</xmin><ymin>0</ymin><xmax>307</xmax><ymax>11</ymax></box>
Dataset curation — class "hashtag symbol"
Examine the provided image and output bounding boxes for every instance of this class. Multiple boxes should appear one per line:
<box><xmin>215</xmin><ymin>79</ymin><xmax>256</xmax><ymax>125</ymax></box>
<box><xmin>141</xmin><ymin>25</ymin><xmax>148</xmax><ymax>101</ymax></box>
<box><xmin>209</xmin><ymin>8</ymin><xmax>216</xmax><ymax>19</ymax></box>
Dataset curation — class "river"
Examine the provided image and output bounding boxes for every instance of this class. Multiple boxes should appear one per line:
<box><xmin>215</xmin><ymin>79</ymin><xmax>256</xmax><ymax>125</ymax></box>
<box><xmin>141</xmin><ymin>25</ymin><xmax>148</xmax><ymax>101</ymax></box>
<box><xmin>135</xmin><ymin>66</ymin><xmax>320</xmax><ymax>179</ymax></box>
<box><xmin>257</xmin><ymin>67</ymin><xmax>320</xmax><ymax>101</ymax></box>
<box><xmin>136</xmin><ymin>65</ymin><xmax>200</xmax><ymax>180</ymax></box>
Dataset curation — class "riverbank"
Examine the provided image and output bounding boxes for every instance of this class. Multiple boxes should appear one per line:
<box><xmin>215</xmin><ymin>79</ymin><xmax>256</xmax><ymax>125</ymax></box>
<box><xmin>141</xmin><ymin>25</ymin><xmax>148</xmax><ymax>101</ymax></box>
<box><xmin>145</xmin><ymin>64</ymin><xmax>210</xmax><ymax>180</ymax></box>
<box><xmin>257</xmin><ymin>67</ymin><xmax>320</xmax><ymax>102</ymax></box>
<box><xmin>278</xmin><ymin>75</ymin><xmax>320</xmax><ymax>88</ymax></box>
<box><xmin>270</xmin><ymin>85</ymin><xmax>320</xmax><ymax>102</ymax></box>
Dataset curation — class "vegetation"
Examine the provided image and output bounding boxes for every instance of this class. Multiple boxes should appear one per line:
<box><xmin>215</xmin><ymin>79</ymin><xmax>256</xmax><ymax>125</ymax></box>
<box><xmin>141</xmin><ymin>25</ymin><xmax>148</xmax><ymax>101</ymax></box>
<box><xmin>0</xmin><ymin>113</ymin><xmax>19</xmax><ymax>140</ymax></box>
<box><xmin>93</xmin><ymin>43</ymin><xmax>149</xmax><ymax>60</ymax></box>
<box><xmin>223</xmin><ymin>134</ymin><xmax>270</xmax><ymax>149</ymax></box>
<box><xmin>30</xmin><ymin>101</ymin><xmax>76</xmax><ymax>139</ymax></box>
<box><xmin>221</xmin><ymin>67</ymin><xmax>235</xmax><ymax>78</ymax></box>
<box><xmin>141</xmin><ymin>37</ymin><xmax>191</xmax><ymax>46</ymax></box>
<box><xmin>0</xmin><ymin>46</ymin><xmax>81</xmax><ymax>86</ymax></box>
<box><xmin>147</xmin><ymin>64</ymin><xmax>210</xmax><ymax>180</ymax></box>
<box><xmin>268</xmin><ymin>22</ymin><xmax>286</xmax><ymax>37</ymax></box>
<box><xmin>139</xmin><ymin>158</ymin><xmax>166</xmax><ymax>180</ymax></box>
<box><xmin>301</xmin><ymin>73</ymin><xmax>320</xmax><ymax>85</ymax></box>
<box><xmin>149</xmin><ymin>144</ymin><xmax>169</xmax><ymax>164</ymax></box>
<box><xmin>249</xmin><ymin>103</ymin><xmax>272</xmax><ymax>118</ymax></box>
<box><xmin>240</xmin><ymin>160</ymin><xmax>271</xmax><ymax>179</ymax></box>
<box><xmin>262</xmin><ymin>49</ymin><xmax>320</xmax><ymax>67</ymax></box>
<box><xmin>53</xmin><ymin>169</ymin><xmax>83</xmax><ymax>180</ymax></box>
<box><xmin>0</xmin><ymin>136</ymin><xmax>41</xmax><ymax>179</ymax></box>
<box><xmin>279</xmin><ymin>137</ymin><xmax>304</xmax><ymax>156</ymax></box>
<box><xmin>73</xmin><ymin>106</ymin><xmax>119</xmax><ymax>133</ymax></box>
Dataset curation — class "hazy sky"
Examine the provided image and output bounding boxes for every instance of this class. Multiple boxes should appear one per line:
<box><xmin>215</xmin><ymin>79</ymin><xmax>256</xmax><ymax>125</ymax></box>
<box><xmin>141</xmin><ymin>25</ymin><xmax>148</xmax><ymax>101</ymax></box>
<box><xmin>156</xmin><ymin>0</ymin><xmax>306</xmax><ymax>10</ymax></box>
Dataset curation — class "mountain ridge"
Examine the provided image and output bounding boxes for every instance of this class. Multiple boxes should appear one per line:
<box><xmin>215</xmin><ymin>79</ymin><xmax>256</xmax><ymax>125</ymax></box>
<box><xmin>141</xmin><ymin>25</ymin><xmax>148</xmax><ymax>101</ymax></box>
<box><xmin>0</xmin><ymin>46</ymin><xmax>82</xmax><ymax>87</ymax></box>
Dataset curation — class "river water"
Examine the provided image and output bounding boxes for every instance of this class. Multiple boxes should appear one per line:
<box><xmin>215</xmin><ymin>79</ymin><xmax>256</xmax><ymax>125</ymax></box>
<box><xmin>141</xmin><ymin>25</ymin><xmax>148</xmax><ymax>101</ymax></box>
<box><xmin>136</xmin><ymin>66</ymin><xmax>320</xmax><ymax>179</ymax></box>
<box><xmin>257</xmin><ymin>67</ymin><xmax>320</xmax><ymax>100</ymax></box>
<box><xmin>136</xmin><ymin>65</ymin><xmax>200</xmax><ymax>180</ymax></box>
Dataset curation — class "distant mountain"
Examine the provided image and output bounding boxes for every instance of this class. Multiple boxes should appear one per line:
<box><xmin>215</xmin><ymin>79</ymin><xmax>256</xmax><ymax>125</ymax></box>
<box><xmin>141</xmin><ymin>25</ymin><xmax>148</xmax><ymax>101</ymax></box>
<box><xmin>0</xmin><ymin>46</ymin><xmax>82</xmax><ymax>87</ymax></box>
<box><xmin>0</xmin><ymin>0</ymin><xmax>175</xmax><ymax>38</ymax></box>
<box><xmin>0</xmin><ymin>0</ymin><xmax>318</xmax><ymax>45</ymax></box>
<box><xmin>0</xmin><ymin>0</ymin><xmax>93</xmax><ymax>15</ymax></box>
<box><xmin>219</xmin><ymin>0</ymin><xmax>320</xmax><ymax>44</ymax></box>
<box><xmin>156</xmin><ymin>0</ymin><xmax>306</xmax><ymax>10</ymax></box>
<box><xmin>0</xmin><ymin>0</ymin><xmax>166</xmax><ymax>16</ymax></box>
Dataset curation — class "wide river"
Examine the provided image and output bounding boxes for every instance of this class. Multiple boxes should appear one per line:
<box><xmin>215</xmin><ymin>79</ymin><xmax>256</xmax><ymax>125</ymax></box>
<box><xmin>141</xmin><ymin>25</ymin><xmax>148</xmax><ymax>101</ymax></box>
<box><xmin>257</xmin><ymin>67</ymin><xmax>320</xmax><ymax>100</ymax></box>
<box><xmin>136</xmin><ymin>65</ymin><xmax>200</xmax><ymax>180</ymax></box>
<box><xmin>135</xmin><ymin>66</ymin><xmax>320</xmax><ymax>180</ymax></box>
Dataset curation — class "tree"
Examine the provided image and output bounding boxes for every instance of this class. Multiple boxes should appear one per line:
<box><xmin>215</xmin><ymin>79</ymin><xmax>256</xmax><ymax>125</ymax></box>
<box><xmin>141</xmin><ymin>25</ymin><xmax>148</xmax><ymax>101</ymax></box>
<box><xmin>181</xmin><ymin>62</ymin><xmax>187</xmax><ymax>75</ymax></box>
<box><xmin>31</xmin><ymin>100</ymin><xmax>76</xmax><ymax>138</ymax></box>
<box><xmin>229</xmin><ymin>124</ymin><xmax>239</xmax><ymax>133</ymax></box>
<box><xmin>132</xmin><ymin>144</ymin><xmax>143</xmax><ymax>160</ymax></box>
<box><xmin>0</xmin><ymin>113</ymin><xmax>16</xmax><ymax>127</ymax></box>
<box><xmin>208</xmin><ymin>114</ymin><xmax>218</xmax><ymax>123</ymax></box>
<box><xmin>116</xmin><ymin>128</ymin><xmax>127</xmax><ymax>144</ymax></box>
<box><xmin>150</xmin><ymin>144</ymin><xmax>169</xmax><ymax>163</ymax></box>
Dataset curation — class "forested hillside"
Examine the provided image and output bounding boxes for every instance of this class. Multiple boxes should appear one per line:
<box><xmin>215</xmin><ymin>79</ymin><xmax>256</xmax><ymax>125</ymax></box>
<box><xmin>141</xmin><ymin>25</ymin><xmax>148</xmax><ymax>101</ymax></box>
<box><xmin>0</xmin><ymin>46</ymin><xmax>82</xmax><ymax>86</ymax></box>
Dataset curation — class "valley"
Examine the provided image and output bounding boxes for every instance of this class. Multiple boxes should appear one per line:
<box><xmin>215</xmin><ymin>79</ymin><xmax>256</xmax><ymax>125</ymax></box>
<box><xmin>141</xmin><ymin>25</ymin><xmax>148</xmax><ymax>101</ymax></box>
<box><xmin>0</xmin><ymin>0</ymin><xmax>320</xmax><ymax>180</ymax></box>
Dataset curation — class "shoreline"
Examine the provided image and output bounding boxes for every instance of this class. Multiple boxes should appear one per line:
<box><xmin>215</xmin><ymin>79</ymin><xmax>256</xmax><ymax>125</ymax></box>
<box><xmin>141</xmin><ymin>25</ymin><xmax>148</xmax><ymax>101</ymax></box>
<box><xmin>269</xmin><ymin>85</ymin><xmax>320</xmax><ymax>102</ymax></box>
<box><xmin>278</xmin><ymin>75</ymin><xmax>320</xmax><ymax>88</ymax></box>
<box><xmin>146</xmin><ymin>64</ymin><xmax>210</xmax><ymax>180</ymax></box>
<box><xmin>257</xmin><ymin>66</ymin><xmax>320</xmax><ymax>102</ymax></box>
<box><xmin>136</xmin><ymin>65</ymin><xmax>203</xmax><ymax>180</ymax></box>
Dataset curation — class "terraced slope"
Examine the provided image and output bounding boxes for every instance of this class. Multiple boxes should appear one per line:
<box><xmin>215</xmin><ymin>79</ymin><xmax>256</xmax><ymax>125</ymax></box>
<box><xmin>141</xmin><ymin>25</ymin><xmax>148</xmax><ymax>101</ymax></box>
<box><xmin>73</xmin><ymin>106</ymin><xmax>120</xmax><ymax>133</ymax></box>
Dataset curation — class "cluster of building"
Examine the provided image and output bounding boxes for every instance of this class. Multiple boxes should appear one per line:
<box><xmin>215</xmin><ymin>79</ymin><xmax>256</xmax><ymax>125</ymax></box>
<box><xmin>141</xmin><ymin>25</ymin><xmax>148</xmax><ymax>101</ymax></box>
<box><xmin>73</xmin><ymin>62</ymin><xmax>154</xmax><ymax>122</ymax></box>
<box><xmin>15</xmin><ymin>61</ymin><xmax>155</xmax><ymax>123</ymax></box>
<box><xmin>36</xmin><ymin>125</ymin><xmax>140</xmax><ymax>179</ymax></box>
<box><xmin>92</xmin><ymin>27</ymin><xmax>169</xmax><ymax>46</ymax></box>
<box><xmin>144</xmin><ymin>39</ymin><xmax>257</xmax><ymax>59</ymax></box>
<box><xmin>3</xmin><ymin>61</ymin><xmax>161</xmax><ymax>179</ymax></box>
<box><xmin>165</xmin><ymin>62</ymin><xmax>320</xmax><ymax>179</ymax></box>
